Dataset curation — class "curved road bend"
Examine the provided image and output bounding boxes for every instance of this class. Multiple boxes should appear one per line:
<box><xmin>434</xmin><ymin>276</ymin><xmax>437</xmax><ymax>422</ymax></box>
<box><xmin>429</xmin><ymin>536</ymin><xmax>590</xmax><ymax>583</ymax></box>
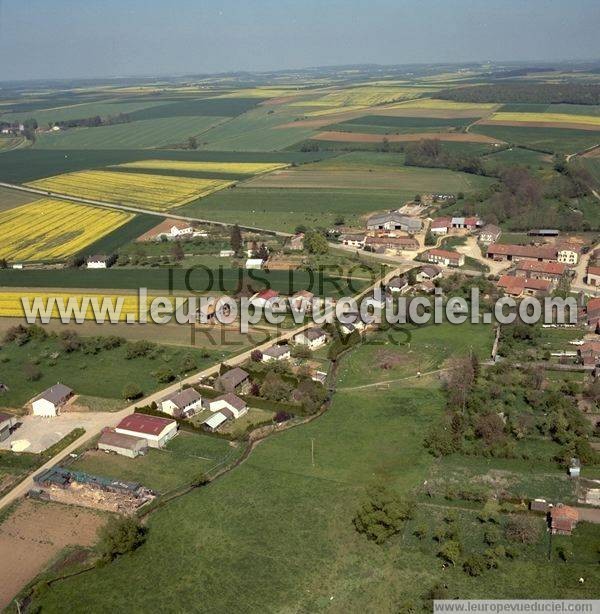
<box><xmin>0</xmin><ymin>266</ymin><xmax>403</xmax><ymax>511</ymax></box>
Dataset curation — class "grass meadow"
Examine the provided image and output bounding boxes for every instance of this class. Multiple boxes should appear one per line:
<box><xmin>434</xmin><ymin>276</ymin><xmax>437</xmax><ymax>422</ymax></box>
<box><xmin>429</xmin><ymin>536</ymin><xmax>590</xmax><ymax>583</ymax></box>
<box><xmin>28</xmin><ymin>322</ymin><xmax>599</xmax><ymax>613</ymax></box>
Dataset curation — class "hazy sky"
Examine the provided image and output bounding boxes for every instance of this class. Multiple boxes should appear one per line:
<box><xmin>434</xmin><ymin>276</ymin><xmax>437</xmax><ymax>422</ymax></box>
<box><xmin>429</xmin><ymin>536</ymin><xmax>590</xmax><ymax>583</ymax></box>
<box><xmin>1</xmin><ymin>0</ymin><xmax>599</xmax><ymax>81</ymax></box>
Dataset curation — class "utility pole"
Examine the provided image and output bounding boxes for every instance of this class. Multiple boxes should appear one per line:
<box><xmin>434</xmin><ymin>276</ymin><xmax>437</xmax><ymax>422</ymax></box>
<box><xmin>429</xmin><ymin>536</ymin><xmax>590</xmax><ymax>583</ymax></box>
<box><xmin>311</xmin><ymin>438</ymin><xmax>315</xmax><ymax>468</ymax></box>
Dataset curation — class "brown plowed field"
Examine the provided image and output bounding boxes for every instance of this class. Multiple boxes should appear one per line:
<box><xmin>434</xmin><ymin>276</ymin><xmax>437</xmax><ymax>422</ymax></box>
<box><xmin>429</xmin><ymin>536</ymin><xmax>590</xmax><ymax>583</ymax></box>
<box><xmin>0</xmin><ymin>499</ymin><xmax>108</xmax><ymax>609</ymax></box>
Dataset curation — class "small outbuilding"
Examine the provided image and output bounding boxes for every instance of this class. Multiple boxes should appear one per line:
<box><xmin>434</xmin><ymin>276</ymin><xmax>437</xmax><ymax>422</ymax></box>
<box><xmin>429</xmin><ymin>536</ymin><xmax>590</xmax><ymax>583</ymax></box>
<box><xmin>31</xmin><ymin>383</ymin><xmax>73</xmax><ymax>417</ymax></box>
<box><xmin>0</xmin><ymin>412</ymin><xmax>17</xmax><ymax>442</ymax></box>
<box><xmin>98</xmin><ymin>428</ymin><xmax>148</xmax><ymax>458</ymax></box>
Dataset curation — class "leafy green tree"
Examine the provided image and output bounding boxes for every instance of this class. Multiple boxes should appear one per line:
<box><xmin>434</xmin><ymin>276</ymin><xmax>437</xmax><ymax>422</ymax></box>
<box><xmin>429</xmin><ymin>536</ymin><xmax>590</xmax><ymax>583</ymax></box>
<box><xmin>353</xmin><ymin>485</ymin><xmax>413</xmax><ymax>544</ymax></box>
<box><xmin>230</xmin><ymin>224</ymin><xmax>243</xmax><ymax>254</ymax></box>
<box><xmin>438</xmin><ymin>540</ymin><xmax>461</xmax><ymax>566</ymax></box>
<box><xmin>98</xmin><ymin>517</ymin><xmax>147</xmax><ymax>562</ymax></box>
<box><xmin>154</xmin><ymin>366</ymin><xmax>176</xmax><ymax>383</ymax></box>
<box><xmin>305</xmin><ymin>231</ymin><xmax>329</xmax><ymax>255</ymax></box>
<box><xmin>463</xmin><ymin>553</ymin><xmax>486</xmax><ymax>576</ymax></box>
<box><xmin>122</xmin><ymin>383</ymin><xmax>143</xmax><ymax>400</ymax></box>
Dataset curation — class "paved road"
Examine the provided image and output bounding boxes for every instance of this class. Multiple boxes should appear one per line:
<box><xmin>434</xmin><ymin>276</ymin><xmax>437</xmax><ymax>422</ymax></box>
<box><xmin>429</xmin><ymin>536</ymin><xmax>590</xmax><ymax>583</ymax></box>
<box><xmin>0</xmin><ymin>181</ymin><xmax>291</xmax><ymax>238</ymax></box>
<box><xmin>0</xmin><ymin>266</ymin><xmax>401</xmax><ymax>511</ymax></box>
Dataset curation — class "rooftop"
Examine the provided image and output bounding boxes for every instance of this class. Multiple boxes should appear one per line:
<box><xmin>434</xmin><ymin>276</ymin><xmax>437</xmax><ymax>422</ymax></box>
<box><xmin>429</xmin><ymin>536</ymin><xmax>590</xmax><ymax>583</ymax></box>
<box><xmin>116</xmin><ymin>413</ymin><xmax>176</xmax><ymax>436</ymax></box>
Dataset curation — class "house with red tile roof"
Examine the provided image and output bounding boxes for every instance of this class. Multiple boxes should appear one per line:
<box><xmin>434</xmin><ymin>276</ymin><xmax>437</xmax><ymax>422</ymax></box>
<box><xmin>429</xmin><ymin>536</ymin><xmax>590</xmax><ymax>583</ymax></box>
<box><xmin>115</xmin><ymin>413</ymin><xmax>178</xmax><ymax>448</ymax></box>
<box><xmin>515</xmin><ymin>260</ymin><xmax>566</xmax><ymax>281</ymax></box>
<box><xmin>550</xmin><ymin>504</ymin><xmax>579</xmax><ymax>535</ymax></box>
<box><xmin>423</xmin><ymin>249</ymin><xmax>464</xmax><ymax>267</ymax></box>
<box><xmin>497</xmin><ymin>275</ymin><xmax>552</xmax><ymax>297</ymax></box>
<box><xmin>586</xmin><ymin>266</ymin><xmax>600</xmax><ymax>286</ymax></box>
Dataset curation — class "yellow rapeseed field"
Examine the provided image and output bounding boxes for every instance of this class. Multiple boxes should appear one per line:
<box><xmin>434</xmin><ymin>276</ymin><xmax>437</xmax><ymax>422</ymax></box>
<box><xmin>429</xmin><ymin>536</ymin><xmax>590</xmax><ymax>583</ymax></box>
<box><xmin>289</xmin><ymin>86</ymin><xmax>437</xmax><ymax>115</ymax></box>
<box><xmin>27</xmin><ymin>170</ymin><xmax>233</xmax><ymax>211</ymax></box>
<box><xmin>0</xmin><ymin>291</ymin><xmax>163</xmax><ymax>321</ymax></box>
<box><xmin>114</xmin><ymin>159</ymin><xmax>290</xmax><ymax>175</ymax></box>
<box><xmin>0</xmin><ymin>199</ymin><xmax>133</xmax><ymax>262</ymax></box>
<box><xmin>487</xmin><ymin>112</ymin><xmax>600</xmax><ymax>127</ymax></box>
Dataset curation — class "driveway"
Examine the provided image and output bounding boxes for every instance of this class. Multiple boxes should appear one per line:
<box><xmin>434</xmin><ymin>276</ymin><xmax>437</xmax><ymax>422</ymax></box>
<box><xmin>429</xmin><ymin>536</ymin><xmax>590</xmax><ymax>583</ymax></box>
<box><xmin>0</xmin><ymin>412</ymin><xmax>112</xmax><ymax>453</ymax></box>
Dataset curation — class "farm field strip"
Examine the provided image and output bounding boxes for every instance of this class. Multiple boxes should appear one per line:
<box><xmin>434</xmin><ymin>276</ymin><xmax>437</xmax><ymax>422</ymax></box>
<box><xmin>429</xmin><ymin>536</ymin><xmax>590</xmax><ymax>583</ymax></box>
<box><xmin>26</xmin><ymin>170</ymin><xmax>233</xmax><ymax>211</ymax></box>
<box><xmin>311</xmin><ymin>130</ymin><xmax>504</xmax><ymax>144</ymax></box>
<box><xmin>0</xmin><ymin>199</ymin><xmax>133</xmax><ymax>261</ymax></box>
<box><xmin>483</xmin><ymin>112</ymin><xmax>600</xmax><ymax>129</ymax></box>
<box><xmin>113</xmin><ymin>159</ymin><xmax>290</xmax><ymax>175</ymax></box>
<box><xmin>0</xmin><ymin>291</ymin><xmax>164</xmax><ymax>320</ymax></box>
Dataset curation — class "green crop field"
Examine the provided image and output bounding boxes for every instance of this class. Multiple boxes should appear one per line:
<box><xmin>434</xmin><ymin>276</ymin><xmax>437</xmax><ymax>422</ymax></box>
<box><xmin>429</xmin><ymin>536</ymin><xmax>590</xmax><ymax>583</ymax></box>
<box><xmin>482</xmin><ymin>147</ymin><xmax>555</xmax><ymax>174</ymax></box>
<box><xmin>0</xmin><ymin>149</ymin><xmax>333</xmax><ymax>183</ymax></box>
<box><xmin>196</xmin><ymin>106</ymin><xmax>318</xmax><ymax>151</ymax></box>
<box><xmin>1</xmin><ymin>99</ymin><xmax>174</xmax><ymax>124</ymax></box>
<box><xmin>326</xmin><ymin>114</ymin><xmax>479</xmax><ymax>134</ymax></box>
<box><xmin>125</xmin><ymin>96</ymin><xmax>264</xmax><ymax>119</ymax></box>
<box><xmin>29</xmin><ymin>323</ymin><xmax>599</xmax><ymax>613</ymax></box>
<box><xmin>34</xmin><ymin>116</ymin><xmax>229</xmax><ymax>149</ymax></box>
<box><xmin>0</xmin><ymin>267</ymin><xmax>367</xmax><ymax>297</ymax></box>
<box><xmin>471</xmin><ymin>124</ymin><xmax>600</xmax><ymax>154</ymax></box>
<box><xmin>178</xmin><ymin>186</ymin><xmax>408</xmax><ymax>231</ymax></box>
<box><xmin>76</xmin><ymin>214</ymin><xmax>162</xmax><ymax>257</ymax></box>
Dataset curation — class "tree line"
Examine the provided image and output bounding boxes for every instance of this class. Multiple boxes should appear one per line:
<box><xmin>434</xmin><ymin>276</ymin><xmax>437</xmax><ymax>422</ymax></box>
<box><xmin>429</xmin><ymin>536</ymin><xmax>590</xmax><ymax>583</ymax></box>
<box><xmin>437</xmin><ymin>82</ymin><xmax>600</xmax><ymax>105</ymax></box>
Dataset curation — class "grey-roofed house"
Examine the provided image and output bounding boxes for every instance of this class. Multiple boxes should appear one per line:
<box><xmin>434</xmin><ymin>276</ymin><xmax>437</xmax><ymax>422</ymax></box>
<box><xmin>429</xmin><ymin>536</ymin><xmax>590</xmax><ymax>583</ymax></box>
<box><xmin>204</xmin><ymin>393</ymin><xmax>249</xmax><ymax>419</ymax></box>
<box><xmin>366</xmin><ymin>212</ymin><xmax>422</xmax><ymax>234</ymax></box>
<box><xmin>294</xmin><ymin>327</ymin><xmax>328</xmax><ymax>349</ymax></box>
<box><xmin>478</xmin><ymin>224</ymin><xmax>502</xmax><ymax>244</ymax></box>
<box><xmin>31</xmin><ymin>383</ymin><xmax>74</xmax><ymax>417</ymax></box>
<box><xmin>262</xmin><ymin>344</ymin><xmax>292</xmax><ymax>363</ymax></box>
<box><xmin>386</xmin><ymin>275</ymin><xmax>408</xmax><ymax>293</ymax></box>
<box><xmin>214</xmin><ymin>367</ymin><xmax>251</xmax><ymax>394</ymax></box>
<box><xmin>416</xmin><ymin>265</ymin><xmax>442</xmax><ymax>282</ymax></box>
<box><xmin>98</xmin><ymin>428</ymin><xmax>148</xmax><ymax>458</ymax></box>
<box><xmin>160</xmin><ymin>388</ymin><xmax>202</xmax><ymax>418</ymax></box>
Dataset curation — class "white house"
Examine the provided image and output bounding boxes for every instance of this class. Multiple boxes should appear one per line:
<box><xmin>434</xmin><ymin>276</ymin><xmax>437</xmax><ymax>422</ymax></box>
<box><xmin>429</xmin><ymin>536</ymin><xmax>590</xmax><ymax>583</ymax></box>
<box><xmin>262</xmin><ymin>344</ymin><xmax>291</xmax><ymax>362</ymax></box>
<box><xmin>115</xmin><ymin>413</ymin><xmax>178</xmax><ymax>448</ymax></box>
<box><xmin>386</xmin><ymin>275</ymin><xmax>408</xmax><ymax>294</ymax></box>
<box><xmin>203</xmin><ymin>393</ymin><xmax>248</xmax><ymax>432</ymax></box>
<box><xmin>204</xmin><ymin>393</ymin><xmax>248</xmax><ymax>419</ymax></box>
<box><xmin>160</xmin><ymin>388</ymin><xmax>202</xmax><ymax>418</ymax></box>
<box><xmin>294</xmin><ymin>327</ymin><xmax>328</xmax><ymax>349</ymax></box>
<box><xmin>31</xmin><ymin>383</ymin><xmax>73</xmax><ymax>417</ymax></box>
<box><xmin>416</xmin><ymin>265</ymin><xmax>442</xmax><ymax>282</ymax></box>
<box><xmin>245</xmin><ymin>258</ymin><xmax>264</xmax><ymax>270</ymax></box>
<box><xmin>340</xmin><ymin>234</ymin><xmax>366</xmax><ymax>248</ymax></box>
<box><xmin>290</xmin><ymin>290</ymin><xmax>315</xmax><ymax>312</ymax></box>
<box><xmin>86</xmin><ymin>254</ymin><xmax>112</xmax><ymax>269</ymax></box>
<box><xmin>557</xmin><ymin>244</ymin><xmax>581</xmax><ymax>266</ymax></box>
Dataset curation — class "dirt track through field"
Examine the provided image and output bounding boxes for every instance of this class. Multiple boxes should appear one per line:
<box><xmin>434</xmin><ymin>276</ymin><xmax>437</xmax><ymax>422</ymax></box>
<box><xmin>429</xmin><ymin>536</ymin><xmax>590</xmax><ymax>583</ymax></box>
<box><xmin>312</xmin><ymin>130</ymin><xmax>504</xmax><ymax>144</ymax></box>
<box><xmin>0</xmin><ymin>499</ymin><xmax>107</xmax><ymax>609</ymax></box>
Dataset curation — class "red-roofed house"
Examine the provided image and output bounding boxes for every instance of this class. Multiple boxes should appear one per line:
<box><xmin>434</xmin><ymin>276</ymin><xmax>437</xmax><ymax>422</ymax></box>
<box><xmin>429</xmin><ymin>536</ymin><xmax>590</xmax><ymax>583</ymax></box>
<box><xmin>584</xmin><ymin>297</ymin><xmax>600</xmax><ymax>329</ymax></box>
<box><xmin>497</xmin><ymin>275</ymin><xmax>551</xmax><ymax>297</ymax></box>
<box><xmin>515</xmin><ymin>259</ymin><xmax>566</xmax><ymax>281</ymax></box>
<box><xmin>550</xmin><ymin>504</ymin><xmax>579</xmax><ymax>535</ymax></box>
<box><xmin>250</xmin><ymin>289</ymin><xmax>280</xmax><ymax>308</ymax></box>
<box><xmin>423</xmin><ymin>249</ymin><xmax>464</xmax><ymax>267</ymax></box>
<box><xmin>587</xmin><ymin>266</ymin><xmax>600</xmax><ymax>286</ymax></box>
<box><xmin>116</xmin><ymin>413</ymin><xmax>178</xmax><ymax>448</ymax></box>
<box><xmin>429</xmin><ymin>217</ymin><xmax>452</xmax><ymax>235</ymax></box>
